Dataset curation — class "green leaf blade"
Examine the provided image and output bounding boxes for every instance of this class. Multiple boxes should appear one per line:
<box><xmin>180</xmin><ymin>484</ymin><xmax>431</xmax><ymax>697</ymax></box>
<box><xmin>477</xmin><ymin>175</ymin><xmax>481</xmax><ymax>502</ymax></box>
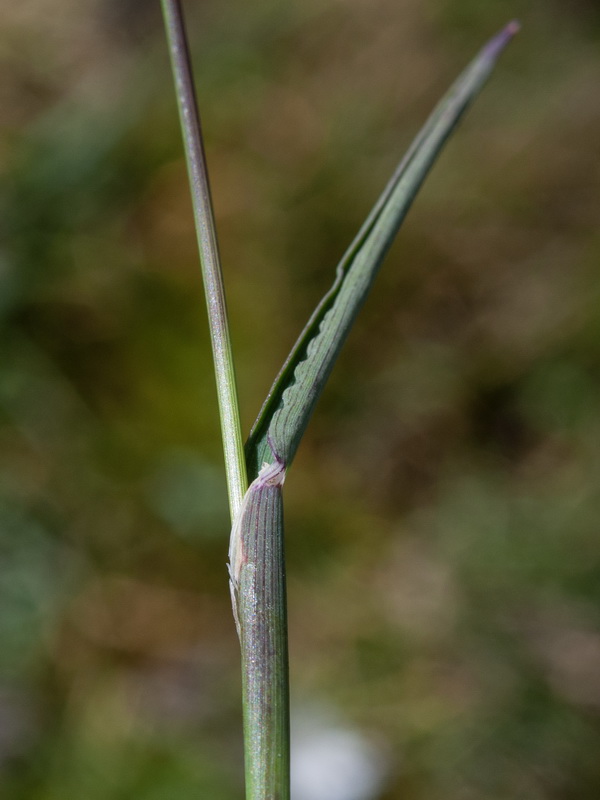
<box><xmin>246</xmin><ymin>21</ymin><xmax>519</xmax><ymax>479</ymax></box>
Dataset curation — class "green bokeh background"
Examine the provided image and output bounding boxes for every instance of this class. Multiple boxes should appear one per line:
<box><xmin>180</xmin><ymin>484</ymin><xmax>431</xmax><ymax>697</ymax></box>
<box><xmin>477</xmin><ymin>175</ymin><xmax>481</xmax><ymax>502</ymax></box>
<box><xmin>2</xmin><ymin>0</ymin><xmax>600</xmax><ymax>797</ymax></box>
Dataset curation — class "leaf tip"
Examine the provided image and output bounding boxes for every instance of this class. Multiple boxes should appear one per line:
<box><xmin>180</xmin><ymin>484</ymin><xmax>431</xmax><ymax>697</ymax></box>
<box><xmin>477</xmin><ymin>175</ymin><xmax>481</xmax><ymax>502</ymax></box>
<box><xmin>483</xmin><ymin>20</ymin><xmax>521</xmax><ymax>63</ymax></box>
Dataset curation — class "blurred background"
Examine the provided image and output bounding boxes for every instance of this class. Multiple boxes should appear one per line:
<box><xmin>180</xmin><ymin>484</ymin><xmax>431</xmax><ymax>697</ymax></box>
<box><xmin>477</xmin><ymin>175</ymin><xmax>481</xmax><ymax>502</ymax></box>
<box><xmin>1</xmin><ymin>0</ymin><xmax>600</xmax><ymax>798</ymax></box>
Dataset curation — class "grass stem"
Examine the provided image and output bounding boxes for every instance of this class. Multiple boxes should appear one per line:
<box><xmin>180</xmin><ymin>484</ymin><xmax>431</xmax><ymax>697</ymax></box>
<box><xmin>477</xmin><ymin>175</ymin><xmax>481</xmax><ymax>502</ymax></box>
<box><xmin>160</xmin><ymin>0</ymin><xmax>247</xmax><ymax>520</ymax></box>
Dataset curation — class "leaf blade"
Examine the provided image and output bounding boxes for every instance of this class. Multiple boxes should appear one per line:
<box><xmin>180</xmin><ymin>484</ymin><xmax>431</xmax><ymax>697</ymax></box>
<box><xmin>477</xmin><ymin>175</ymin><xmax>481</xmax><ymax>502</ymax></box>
<box><xmin>245</xmin><ymin>21</ymin><xmax>519</xmax><ymax>478</ymax></box>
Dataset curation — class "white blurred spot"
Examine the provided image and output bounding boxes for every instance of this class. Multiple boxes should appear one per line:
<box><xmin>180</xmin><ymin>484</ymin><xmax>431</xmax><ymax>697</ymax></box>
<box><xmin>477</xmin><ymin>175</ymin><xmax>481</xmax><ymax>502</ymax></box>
<box><xmin>291</xmin><ymin>711</ymin><xmax>388</xmax><ymax>800</ymax></box>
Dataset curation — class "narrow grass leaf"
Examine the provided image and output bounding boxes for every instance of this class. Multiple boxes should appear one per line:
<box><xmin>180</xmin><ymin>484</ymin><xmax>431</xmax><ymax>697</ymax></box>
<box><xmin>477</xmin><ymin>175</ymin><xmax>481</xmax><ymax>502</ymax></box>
<box><xmin>245</xmin><ymin>21</ymin><xmax>519</xmax><ymax>480</ymax></box>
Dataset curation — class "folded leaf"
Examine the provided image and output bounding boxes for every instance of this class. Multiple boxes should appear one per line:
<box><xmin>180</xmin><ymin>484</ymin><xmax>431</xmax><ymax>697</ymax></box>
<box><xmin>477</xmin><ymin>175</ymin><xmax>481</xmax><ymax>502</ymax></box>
<box><xmin>245</xmin><ymin>21</ymin><xmax>519</xmax><ymax>480</ymax></box>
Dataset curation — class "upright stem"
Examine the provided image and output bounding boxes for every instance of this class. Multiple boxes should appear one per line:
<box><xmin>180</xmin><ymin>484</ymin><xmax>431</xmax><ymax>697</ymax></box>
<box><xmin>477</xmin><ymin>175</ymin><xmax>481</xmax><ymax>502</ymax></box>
<box><xmin>161</xmin><ymin>5</ymin><xmax>290</xmax><ymax>799</ymax></box>
<box><xmin>161</xmin><ymin>0</ymin><xmax>247</xmax><ymax>520</ymax></box>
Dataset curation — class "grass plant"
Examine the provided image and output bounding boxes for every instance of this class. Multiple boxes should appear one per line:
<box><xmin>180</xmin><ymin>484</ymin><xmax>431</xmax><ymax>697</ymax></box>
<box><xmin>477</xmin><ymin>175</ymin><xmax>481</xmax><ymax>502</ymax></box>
<box><xmin>160</xmin><ymin>3</ymin><xmax>518</xmax><ymax>798</ymax></box>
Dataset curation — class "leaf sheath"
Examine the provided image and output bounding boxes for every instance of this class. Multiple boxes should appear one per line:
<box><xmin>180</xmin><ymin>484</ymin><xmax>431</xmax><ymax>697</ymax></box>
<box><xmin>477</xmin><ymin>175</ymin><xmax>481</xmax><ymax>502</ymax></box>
<box><xmin>230</xmin><ymin>461</ymin><xmax>290</xmax><ymax>800</ymax></box>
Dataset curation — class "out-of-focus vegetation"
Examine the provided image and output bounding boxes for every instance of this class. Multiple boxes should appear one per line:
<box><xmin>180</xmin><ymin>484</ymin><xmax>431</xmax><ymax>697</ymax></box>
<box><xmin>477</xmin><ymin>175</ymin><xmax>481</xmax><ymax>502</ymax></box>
<box><xmin>1</xmin><ymin>1</ymin><xmax>600</xmax><ymax>798</ymax></box>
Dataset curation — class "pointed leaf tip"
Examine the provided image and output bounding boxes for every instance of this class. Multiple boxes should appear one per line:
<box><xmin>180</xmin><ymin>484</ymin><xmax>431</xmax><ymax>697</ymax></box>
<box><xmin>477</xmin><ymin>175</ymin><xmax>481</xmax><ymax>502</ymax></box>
<box><xmin>483</xmin><ymin>20</ymin><xmax>521</xmax><ymax>62</ymax></box>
